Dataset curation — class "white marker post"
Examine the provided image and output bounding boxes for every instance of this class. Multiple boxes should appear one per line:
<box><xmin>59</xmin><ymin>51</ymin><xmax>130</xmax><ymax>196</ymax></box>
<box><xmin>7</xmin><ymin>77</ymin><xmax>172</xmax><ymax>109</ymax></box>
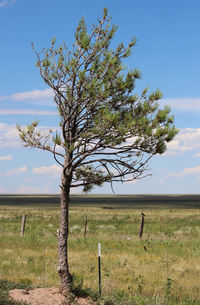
<box><xmin>98</xmin><ymin>242</ymin><xmax>101</xmax><ymax>296</ymax></box>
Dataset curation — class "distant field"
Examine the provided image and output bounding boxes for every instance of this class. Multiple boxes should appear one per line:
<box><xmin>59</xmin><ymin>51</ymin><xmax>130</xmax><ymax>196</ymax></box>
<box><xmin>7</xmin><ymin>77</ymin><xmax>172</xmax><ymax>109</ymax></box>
<box><xmin>1</xmin><ymin>194</ymin><xmax>200</xmax><ymax>304</ymax></box>
<box><xmin>1</xmin><ymin>194</ymin><xmax>200</xmax><ymax>208</ymax></box>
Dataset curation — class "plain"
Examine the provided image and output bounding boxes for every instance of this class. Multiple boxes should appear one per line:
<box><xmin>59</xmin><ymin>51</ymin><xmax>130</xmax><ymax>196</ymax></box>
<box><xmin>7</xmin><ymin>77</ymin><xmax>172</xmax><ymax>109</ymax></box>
<box><xmin>0</xmin><ymin>194</ymin><xmax>200</xmax><ymax>305</ymax></box>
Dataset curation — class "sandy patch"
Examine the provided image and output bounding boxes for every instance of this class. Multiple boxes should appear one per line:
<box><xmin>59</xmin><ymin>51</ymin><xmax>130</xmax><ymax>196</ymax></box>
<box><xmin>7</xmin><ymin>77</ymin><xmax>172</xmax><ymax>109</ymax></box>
<box><xmin>9</xmin><ymin>287</ymin><xmax>95</xmax><ymax>305</ymax></box>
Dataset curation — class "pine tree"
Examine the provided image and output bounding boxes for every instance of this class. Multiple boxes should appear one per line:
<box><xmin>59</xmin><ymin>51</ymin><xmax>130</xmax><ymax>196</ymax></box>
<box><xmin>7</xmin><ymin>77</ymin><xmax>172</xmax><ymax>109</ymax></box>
<box><xmin>17</xmin><ymin>8</ymin><xmax>178</xmax><ymax>294</ymax></box>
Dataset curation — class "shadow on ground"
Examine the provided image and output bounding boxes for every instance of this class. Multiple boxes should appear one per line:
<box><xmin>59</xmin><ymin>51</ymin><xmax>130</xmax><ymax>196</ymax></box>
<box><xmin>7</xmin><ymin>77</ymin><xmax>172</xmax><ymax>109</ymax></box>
<box><xmin>0</xmin><ymin>194</ymin><xmax>200</xmax><ymax>209</ymax></box>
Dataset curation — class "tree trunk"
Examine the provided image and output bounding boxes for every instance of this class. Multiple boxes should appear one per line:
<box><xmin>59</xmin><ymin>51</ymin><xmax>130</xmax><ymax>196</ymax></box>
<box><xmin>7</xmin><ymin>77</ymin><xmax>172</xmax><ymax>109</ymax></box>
<box><xmin>57</xmin><ymin>174</ymin><xmax>72</xmax><ymax>295</ymax></box>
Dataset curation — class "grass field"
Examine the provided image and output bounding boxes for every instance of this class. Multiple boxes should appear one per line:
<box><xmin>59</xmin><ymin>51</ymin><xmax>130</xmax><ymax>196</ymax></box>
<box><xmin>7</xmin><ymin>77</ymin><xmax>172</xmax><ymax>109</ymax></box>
<box><xmin>0</xmin><ymin>194</ymin><xmax>200</xmax><ymax>305</ymax></box>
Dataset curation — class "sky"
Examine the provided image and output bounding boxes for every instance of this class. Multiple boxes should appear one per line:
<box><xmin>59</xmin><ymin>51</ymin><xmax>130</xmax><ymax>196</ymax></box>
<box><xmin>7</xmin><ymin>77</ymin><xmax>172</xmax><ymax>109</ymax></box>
<box><xmin>0</xmin><ymin>0</ymin><xmax>200</xmax><ymax>194</ymax></box>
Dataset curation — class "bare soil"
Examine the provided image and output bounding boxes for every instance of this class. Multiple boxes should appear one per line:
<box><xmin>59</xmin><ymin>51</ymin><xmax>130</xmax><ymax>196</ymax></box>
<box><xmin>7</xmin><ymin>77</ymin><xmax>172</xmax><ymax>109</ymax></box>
<box><xmin>9</xmin><ymin>288</ymin><xmax>96</xmax><ymax>305</ymax></box>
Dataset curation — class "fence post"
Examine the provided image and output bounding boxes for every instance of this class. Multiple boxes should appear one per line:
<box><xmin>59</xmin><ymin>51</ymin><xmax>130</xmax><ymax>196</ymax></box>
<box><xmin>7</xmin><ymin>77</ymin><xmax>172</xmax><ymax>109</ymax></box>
<box><xmin>98</xmin><ymin>242</ymin><xmax>101</xmax><ymax>296</ymax></box>
<box><xmin>20</xmin><ymin>214</ymin><xmax>26</xmax><ymax>236</ymax></box>
<box><xmin>84</xmin><ymin>216</ymin><xmax>87</xmax><ymax>238</ymax></box>
<box><xmin>139</xmin><ymin>212</ymin><xmax>145</xmax><ymax>239</ymax></box>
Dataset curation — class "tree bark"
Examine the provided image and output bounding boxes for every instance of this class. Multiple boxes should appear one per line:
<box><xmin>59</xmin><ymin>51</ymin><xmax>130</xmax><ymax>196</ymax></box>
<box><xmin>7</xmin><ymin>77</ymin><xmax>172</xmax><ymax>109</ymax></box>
<box><xmin>57</xmin><ymin>173</ymin><xmax>72</xmax><ymax>295</ymax></box>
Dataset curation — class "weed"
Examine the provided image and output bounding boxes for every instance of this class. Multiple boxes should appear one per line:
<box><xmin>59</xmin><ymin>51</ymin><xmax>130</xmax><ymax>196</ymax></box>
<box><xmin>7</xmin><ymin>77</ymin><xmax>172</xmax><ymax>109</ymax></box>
<box><xmin>135</xmin><ymin>274</ymin><xmax>145</xmax><ymax>294</ymax></box>
<box><xmin>0</xmin><ymin>280</ymin><xmax>31</xmax><ymax>305</ymax></box>
<box><xmin>165</xmin><ymin>277</ymin><xmax>172</xmax><ymax>299</ymax></box>
<box><xmin>72</xmin><ymin>274</ymin><xmax>98</xmax><ymax>299</ymax></box>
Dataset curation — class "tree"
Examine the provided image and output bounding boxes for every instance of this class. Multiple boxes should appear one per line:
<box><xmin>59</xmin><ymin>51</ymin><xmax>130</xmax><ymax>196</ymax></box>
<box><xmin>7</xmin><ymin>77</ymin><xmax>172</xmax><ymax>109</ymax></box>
<box><xmin>17</xmin><ymin>8</ymin><xmax>178</xmax><ymax>295</ymax></box>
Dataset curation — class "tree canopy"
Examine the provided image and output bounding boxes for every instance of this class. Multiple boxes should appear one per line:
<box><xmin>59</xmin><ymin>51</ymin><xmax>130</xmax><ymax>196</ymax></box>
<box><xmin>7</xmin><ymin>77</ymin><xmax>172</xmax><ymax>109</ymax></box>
<box><xmin>17</xmin><ymin>8</ymin><xmax>178</xmax><ymax>193</ymax></box>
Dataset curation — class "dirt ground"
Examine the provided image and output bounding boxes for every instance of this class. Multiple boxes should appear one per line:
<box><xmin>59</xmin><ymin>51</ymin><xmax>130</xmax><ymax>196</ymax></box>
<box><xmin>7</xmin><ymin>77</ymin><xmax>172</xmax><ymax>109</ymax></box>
<box><xmin>9</xmin><ymin>288</ymin><xmax>96</xmax><ymax>305</ymax></box>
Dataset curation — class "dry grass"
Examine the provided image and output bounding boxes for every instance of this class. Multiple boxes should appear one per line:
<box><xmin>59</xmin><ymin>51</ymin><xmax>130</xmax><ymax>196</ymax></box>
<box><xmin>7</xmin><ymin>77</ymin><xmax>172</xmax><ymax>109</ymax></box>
<box><xmin>0</xmin><ymin>196</ymin><xmax>200</xmax><ymax>302</ymax></box>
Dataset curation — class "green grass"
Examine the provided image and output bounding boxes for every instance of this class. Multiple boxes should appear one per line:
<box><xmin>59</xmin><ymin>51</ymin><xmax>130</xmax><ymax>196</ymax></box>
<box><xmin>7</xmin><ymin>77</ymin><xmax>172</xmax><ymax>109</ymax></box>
<box><xmin>0</xmin><ymin>280</ymin><xmax>31</xmax><ymax>304</ymax></box>
<box><xmin>0</xmin><ymin>195</ymin><xmax>200</xmax><ymax>305</ymax></box>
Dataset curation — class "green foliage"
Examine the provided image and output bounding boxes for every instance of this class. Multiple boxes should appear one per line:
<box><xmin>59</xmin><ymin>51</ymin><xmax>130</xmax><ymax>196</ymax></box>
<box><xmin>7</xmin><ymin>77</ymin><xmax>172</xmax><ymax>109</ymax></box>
<box><xmin>16</xmin><ymin>8</ymin><xmax>178</xmax><ymax>192</ymax></box>
<box><xmin>0</xmin><ymin>280</ymin><xmax>31</xmax><ymax>305</ymax></box>
<box><xmin>135</xmin><ymin>274</ymin><xmax>145</xmax><ymax>294</ymax></box>
<box><xmin>75</xmin><ymin>165</ymin><xmax>112</xmax><ymax>192</ymax></box>
<box><xmin>71</xmin><ymin>273</ymin><xmax>97</xmax><ymax>299</ymax></box>
<box><xmin>165</xmin><ymin>278</ymin><xmax>173</xmax><ymax>300</ymax></box>
<box><xmin>53</xmin><ymin>132</ymin><xmax>62</xmax><ymax>145</ymax></box>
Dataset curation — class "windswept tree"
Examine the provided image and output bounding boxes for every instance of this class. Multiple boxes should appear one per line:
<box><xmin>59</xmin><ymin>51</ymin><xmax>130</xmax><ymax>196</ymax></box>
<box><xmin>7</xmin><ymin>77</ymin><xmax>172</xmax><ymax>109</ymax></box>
<box><xmin>17</xmin><ymin>8</ymin><xmax>178</xmax><ymax>295</ymax></box>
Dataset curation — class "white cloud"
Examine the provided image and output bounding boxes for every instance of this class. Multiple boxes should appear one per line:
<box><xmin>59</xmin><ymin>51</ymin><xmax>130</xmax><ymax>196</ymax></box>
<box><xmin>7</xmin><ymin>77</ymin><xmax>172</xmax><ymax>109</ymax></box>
<box><xmin>16</xmin><ymin>185</ymin><xmax>53</xmax><ymax>194</ymax></box>
<box><xmin>5</xmin><ymin>166</ymin><xmax>27</xmax><ymax>176</ymax></box>
<box><xmin>164</xmin><ymin>166</ymin><xmax>200</xmax><ymax>182</ymax></box>
<box><xmin>164</xmin><ymin>128</ymin><xmax>200</xmax><ymax>156</ymax></box>
<box><xmin>11</xmin><ymin>89</ymin><xmax>53</xmax><ymax>101</ymax></box>
<box><xmin>180</xmin><ymin>166</ymin><xmax>200</xmax><ymax>176</ymax></box>
<box><xmin>0</xmin><ymin>88</ymin><xmax>54</xmax><ymax>104</ymax></box>
<box><xmin>2</xmin><ymin>93</ymin><xmax>200</xmax><ymax>112</ymax></box>
<box><xmin>33</xmin><ymin>164</ymin><xmax>62</xmax><ymax>178</ymax></box>
<box><xmin>0</xmin><ymin>108</ymin><xmax>57</xmax><ymax>115</ymax></box>
<box><xmin>0</xmin><ymin>123</ymin><xmax>58</xmax><ymax>149</ymax></box>
<box><xmin>194</xmin><ymin>153</ymin><xmax>200</xmax><ymax>158</ymax></box>
<box><xmin>0</xmin><ymin>0</ymin><xmax>7</xmax><ymax>7</ymax></box>
<box><xmin>125</xmin><ymin>128</ymin><xmax>200</xmax><ymax>157</ymax></box>
<box><xmin>0</xmin><ymin>0</ymin><xmax>16</xmax><ymax>8</ymax></box>
<box><xmin>0</xmin><ymin>123</ymin><xmax>20</xmax><ymax>148</ymax></box>
<box><xmin>0</xmin><ymin>155</ymin><xmax>12</xmax><ymax>161</ymax></box>
<box><xmin>163</xmin><ymin>98</ymin><xmax>200</xmax><ymax>112</ymax></box>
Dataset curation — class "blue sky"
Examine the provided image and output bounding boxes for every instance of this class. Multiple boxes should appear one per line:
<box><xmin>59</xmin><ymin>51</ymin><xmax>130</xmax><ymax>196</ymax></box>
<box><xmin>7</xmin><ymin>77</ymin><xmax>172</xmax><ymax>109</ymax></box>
<box><xmin>0</xmin><ymin>0</ymin><xmax>200</xmax><ymax>194</ymax></box>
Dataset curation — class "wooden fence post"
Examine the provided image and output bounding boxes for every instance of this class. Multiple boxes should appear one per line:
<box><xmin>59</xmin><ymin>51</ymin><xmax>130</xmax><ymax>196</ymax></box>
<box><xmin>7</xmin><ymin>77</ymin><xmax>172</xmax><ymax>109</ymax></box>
<box><xmin>84</xmin><ymin>216</ymin><xmax>87</xmax><ymax>238</ymax></box>
<box><xmin>21</xmin><ymin>214</ymin><xmax>26</xmax><ymax>236</ymax></box>
<box><xmin>98</xmin><ymin>242</ymin><xmax>102</xmax><ymax>296</ymax></box>
<box><xmin>139</xmin><ymin>212</ymin><xmax>145</xmax><ymax>239</ymax></box>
